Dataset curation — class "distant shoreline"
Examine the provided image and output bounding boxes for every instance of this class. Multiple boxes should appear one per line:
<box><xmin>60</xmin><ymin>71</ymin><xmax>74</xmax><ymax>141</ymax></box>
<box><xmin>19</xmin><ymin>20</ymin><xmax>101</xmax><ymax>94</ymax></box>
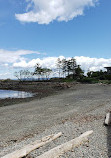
<box><xmin>0</xmin><ymin>80</ymin><xmax>73</xmax><ymax>107</ymax></box>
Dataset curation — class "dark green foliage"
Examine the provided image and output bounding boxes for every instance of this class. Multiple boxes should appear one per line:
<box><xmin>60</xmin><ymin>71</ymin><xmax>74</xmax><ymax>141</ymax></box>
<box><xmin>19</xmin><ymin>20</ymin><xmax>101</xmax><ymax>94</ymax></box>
<box><xmin>56</xmin><ymin>57</ymin><xmax>78</xmax><ymax>78</ymax></box>
<box><xmin>33</xmin><ymin>63</ymin><xmax>52</xmax><ymax>80</ymax></box>
<box><xmin>78</xmin><ymin>77</ymin><xmax>98</xmax><ymax>84</ymax></box>
<box><xmin>87</xmin><ymin>71</ymin><xmax>92</xmax><ymax>78</ymax></box>
<box><xmin>104</xmin><ymin>74</ymin><xmax>111</xmax><ymax>80</ymax></box>
<box><xmin>87</xmin><ymin>70</ymin><xmax>108</xmax><ymax>80</ymax></box>
<box><xmin>75</xmin><ymin>65</ymin><xmax>84</xmax><ymax>79</ymax></box>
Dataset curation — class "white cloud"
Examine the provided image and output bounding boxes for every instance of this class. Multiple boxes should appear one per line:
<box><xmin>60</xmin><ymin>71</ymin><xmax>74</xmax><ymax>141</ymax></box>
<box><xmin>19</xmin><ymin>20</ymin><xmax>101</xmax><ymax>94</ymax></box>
<box><xmin>0</xmin><ymin>48</ymin><xmax>111</xmax><ymax>79</ymax></box>
<box><xmin>75</xmin><ymin>56</ymin><xmax>111</xmax><ymax>73</ymax></box>
<box><xmin>13</xmin><ymin>56</ymin><xmax>111</xmax><ymax>74</ymax></box>
<box><xmin>15</xmin><ymin>0</ymin><xmax>98</xmax><ymax>24</ymax></box>
<box><xmin>0</xmin><ymin>49</ymin><xmax>41</xmax><ymax>79</ymax></box>
<box><xmin>0</xmin><ymin>72</ymin><xmax>11</xmax><ymax>77</ymax></box>
<box><xmin>13</xmin><ymin>56</ymin><xmax>65</xmax><ymax>68</ymax></box>
<box><xmin>0</xmin><ymin>49</ymin><xmax>40</xmax><ymax>64</ymax></box>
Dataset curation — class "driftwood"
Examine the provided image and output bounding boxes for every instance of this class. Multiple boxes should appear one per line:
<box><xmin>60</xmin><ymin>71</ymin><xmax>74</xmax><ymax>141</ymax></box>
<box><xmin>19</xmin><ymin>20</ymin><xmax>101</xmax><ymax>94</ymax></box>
<box><xmin>104</xmin><ymin>112</ymin><xmax>111</xmax><ymax>125</ymax></box>
<box><xmin>37</xmin><ymin>130</ymin><xmax>93</xmax><ymax>158</ymax></box>
<box><xmin>2</xmin><ymin>132</ymin><xmax>62</xmax><ymax>158</ymax></box>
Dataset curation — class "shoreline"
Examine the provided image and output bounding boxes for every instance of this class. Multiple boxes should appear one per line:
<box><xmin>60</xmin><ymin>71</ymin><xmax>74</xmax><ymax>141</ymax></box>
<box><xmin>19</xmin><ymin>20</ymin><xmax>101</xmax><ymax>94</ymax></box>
<box><xmin>0</xmin><ymin>81</ymin><xmax>72</xmax><ymax>107</ymax></box>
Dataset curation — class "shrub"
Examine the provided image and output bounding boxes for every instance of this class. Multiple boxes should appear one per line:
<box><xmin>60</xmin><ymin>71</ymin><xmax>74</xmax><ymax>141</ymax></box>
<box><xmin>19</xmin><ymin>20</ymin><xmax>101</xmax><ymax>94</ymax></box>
<box><xmin>104</xmin><ymin>75</ymin><xmax>111</xmax><ymax>80</ymax></box>
<box><xmin>78</xmin><ymin>77</ymin><xmax>98</xmax><ymax>84</ymax></box>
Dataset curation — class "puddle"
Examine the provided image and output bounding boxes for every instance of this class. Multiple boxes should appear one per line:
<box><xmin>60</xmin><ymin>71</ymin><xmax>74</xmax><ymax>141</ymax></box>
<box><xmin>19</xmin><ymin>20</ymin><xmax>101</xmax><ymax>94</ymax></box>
<box><xmin>0</xmin><ymin>90</ymin><xmax>33</xmax><ymax>99</ymax></box>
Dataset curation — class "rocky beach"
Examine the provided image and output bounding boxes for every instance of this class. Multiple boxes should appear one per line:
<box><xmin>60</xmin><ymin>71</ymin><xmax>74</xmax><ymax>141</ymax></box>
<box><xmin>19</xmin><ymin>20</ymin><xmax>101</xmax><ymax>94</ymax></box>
<box><xmin>0</xmin><ymin>82</ymin><xmax>111</xmax><ymax>157</ymax></box>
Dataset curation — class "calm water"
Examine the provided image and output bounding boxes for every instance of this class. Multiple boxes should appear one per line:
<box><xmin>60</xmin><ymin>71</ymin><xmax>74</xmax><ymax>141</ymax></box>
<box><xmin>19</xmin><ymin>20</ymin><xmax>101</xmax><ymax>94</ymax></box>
<box><xmin>0</xmin><ymin>90</ymin><xmax>33</xmax><ymax>99</ymax></box>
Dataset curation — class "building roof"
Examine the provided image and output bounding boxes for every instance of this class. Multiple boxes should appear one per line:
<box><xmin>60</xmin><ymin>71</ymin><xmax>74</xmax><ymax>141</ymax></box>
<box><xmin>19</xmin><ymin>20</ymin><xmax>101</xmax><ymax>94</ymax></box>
<box><xmin>104</xmin><ymin>67</ymin><xmax>111</xmax><ymax>69</ymax></box>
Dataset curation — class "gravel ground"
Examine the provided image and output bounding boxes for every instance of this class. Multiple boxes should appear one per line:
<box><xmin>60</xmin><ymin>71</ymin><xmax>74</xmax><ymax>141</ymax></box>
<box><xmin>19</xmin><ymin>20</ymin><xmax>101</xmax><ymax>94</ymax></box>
<box><xmin>0</xmin><ymin>84</ymin><xmax>111</xmax><ymax>157</ymax></box>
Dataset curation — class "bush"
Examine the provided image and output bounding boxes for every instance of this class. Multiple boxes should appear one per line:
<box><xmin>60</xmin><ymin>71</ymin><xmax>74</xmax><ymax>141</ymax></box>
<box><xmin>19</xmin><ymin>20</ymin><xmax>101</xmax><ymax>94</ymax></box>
<box><xmin>104</xmin><ymin>75</ymin><xmax>111</xmax><ymax>80</ymax></box>
<box><xmin>78</xmin><ymin>77</ymin><xmax>98</xmax><ymax>84</ymax></box>
<box><xmin>99</xmin><ymin>75</ymin><xmax>106</xmax><ymax>80</ymax></box>
<box><xmin>62</xmin><ymin>78</ymin><xmax>75</xmax><ymax>82</ymax></box>
<box><xmin>2</xmin><ymin>78</ymin><xmax>11</xmax><ymax>82</ymax></box>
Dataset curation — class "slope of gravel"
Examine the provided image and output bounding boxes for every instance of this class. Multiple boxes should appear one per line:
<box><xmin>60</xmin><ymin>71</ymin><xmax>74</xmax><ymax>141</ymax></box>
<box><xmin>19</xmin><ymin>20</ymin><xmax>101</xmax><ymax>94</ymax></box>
<box><xmin>0</xmin><ymin>84</ymin><xmax>111</xmax><ymax>157</ymax></box>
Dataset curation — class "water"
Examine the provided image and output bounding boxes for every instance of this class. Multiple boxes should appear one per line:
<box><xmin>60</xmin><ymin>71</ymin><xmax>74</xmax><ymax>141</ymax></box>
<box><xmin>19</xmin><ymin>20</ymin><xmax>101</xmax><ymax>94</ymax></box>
<box><xmin>0</xmin><ymin>90</ymin><xmax>33</xmax><ymax>99</ymax></box>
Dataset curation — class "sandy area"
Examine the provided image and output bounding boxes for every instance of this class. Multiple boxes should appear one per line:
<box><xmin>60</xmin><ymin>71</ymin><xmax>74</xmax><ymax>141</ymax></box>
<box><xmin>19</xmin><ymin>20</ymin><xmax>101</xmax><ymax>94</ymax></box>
<box><xmin>0</xmin><ymin>83</ymin><xmax>111</xmax><ymax>157</ymax></box>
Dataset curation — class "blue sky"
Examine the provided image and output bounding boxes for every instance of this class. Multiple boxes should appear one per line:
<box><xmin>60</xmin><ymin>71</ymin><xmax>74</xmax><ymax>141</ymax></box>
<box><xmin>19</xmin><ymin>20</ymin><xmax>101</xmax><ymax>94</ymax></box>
<box><xmin>0</xmin><ymin>0</ymin><xmax>111</xmax><ymax>79</ymax></box>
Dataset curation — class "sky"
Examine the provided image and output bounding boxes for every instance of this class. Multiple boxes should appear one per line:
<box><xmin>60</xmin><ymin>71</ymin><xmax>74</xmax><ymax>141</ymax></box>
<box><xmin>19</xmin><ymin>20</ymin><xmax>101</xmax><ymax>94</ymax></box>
<box><xmin>0</xmin><ymin>0</ymin><xmax>111</xmax><ymax>79</ymax></box>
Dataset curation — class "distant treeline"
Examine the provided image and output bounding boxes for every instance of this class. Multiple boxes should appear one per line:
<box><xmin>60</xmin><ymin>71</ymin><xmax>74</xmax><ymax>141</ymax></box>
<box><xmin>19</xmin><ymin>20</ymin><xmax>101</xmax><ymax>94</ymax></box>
<box><xmin>14</xmin><ymin>57</ymin><xmax>83</xmax><ymax>81</ymax></box>
<box><xmin>14</xmin><ymin>57</ymin><xmax>111</xmax><ymax>84</ymax></box>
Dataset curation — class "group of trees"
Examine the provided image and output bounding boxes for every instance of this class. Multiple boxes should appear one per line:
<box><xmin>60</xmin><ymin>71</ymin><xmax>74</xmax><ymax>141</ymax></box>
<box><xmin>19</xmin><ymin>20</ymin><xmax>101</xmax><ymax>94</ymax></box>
<box><xmin>77</xmin><ymin>69</ymin><xmax>111</xmax><ymax>84</ymax></box>
<box><xmin>33</xmin><ymin>63</ymin><xmax>52</xmax><ymax>80</ymax></box>
<box><xmin>87</xmin><ymin>70</ymin><xmax>111</xmax><ymax>80</ymax></box>
<box><xmin>87</xmin><ymin>70</ymin><xmax>106</xmax><ymax>79</ymax></box>
<box><xmin>56</xmin><ymin>58</ymin><xmax>84</xmax><ymax>79</ymax></box>
<box><xmin>14</xmin><ymin>65</ymin><xmax>52</xmax><ymax>81</ymax></box>
<box><xmin>14</xmin><ymin>70</ymin><xmax>33</xmax><ymax>81</ymax></box>
<box><xmin>14</xmin><ymin>57</ymin><xmax>84</xmax><ymax>81</ymax></box>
